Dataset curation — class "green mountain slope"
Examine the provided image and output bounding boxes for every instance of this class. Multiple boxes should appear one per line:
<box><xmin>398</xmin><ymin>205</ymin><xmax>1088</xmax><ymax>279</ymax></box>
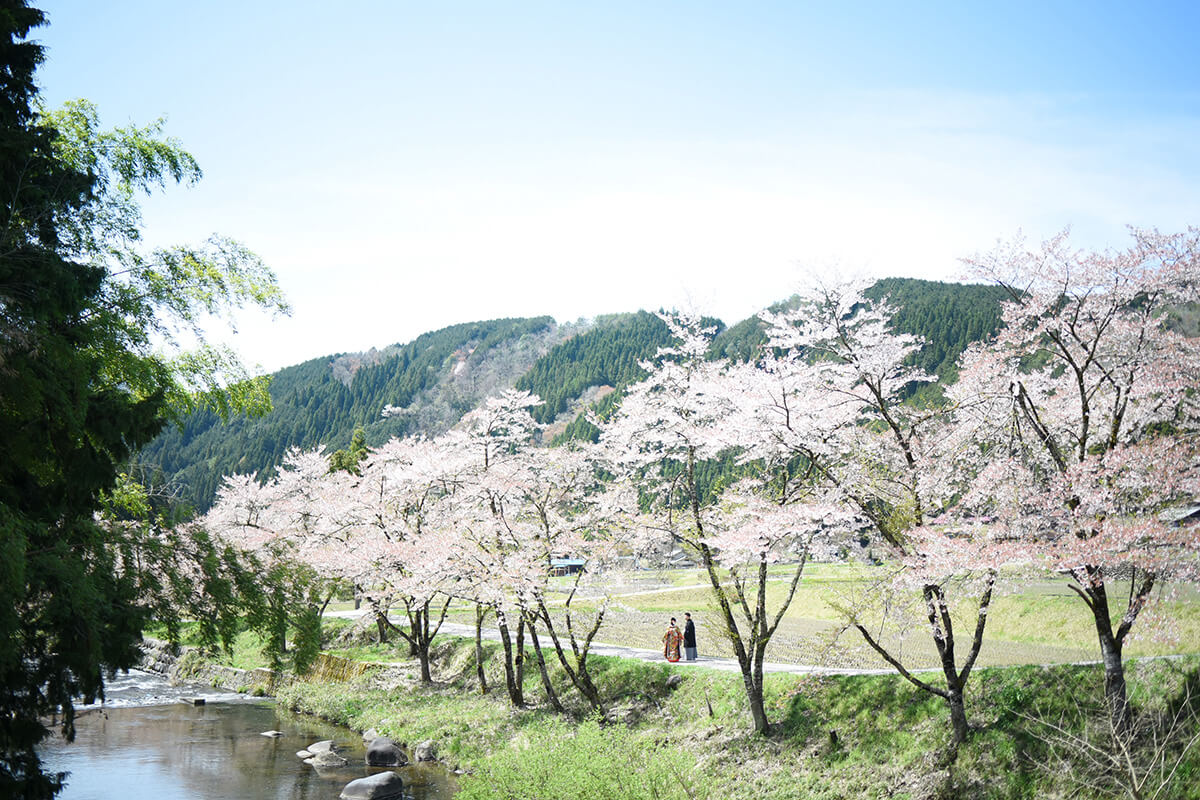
<box><xmin>863</xmin><ymin>277</ymin><xmax>1009</xmax><ymax>379</ymax></box>
<box><xmin>137</xmin><ymin>317</ymin><xmax>560</xmax><ymax>510</ymax></box>
<box><xmin>709</xmin><ymin>277</ymin><xmax>1007</xmax><ymax>379</ymax></box>
<box><xmin>515</xmin><ymin>311</ymin><xmax>676</xmax><ymax>424</ymax></box>
<box><xmin>138</xmin><ymin>278</ymin><xmax>1010</xmax><ymax>512</ymax></box>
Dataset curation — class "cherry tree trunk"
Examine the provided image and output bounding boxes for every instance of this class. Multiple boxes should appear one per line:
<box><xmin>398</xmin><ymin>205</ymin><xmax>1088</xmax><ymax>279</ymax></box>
<box><xmin>747</xmin><ymin>637</ymin><xmax>770</xmax><ymax>734</ymax></box>
<box><xmin>496</xmin><ymin>613</ymin><xmax>525</xmax><ymax>707</ymax></box>
<box><xmin>934</xmin><ymin>634</ymin><xmax>968</xmax><ymax>745</ymax></box>
<box><xmin>526</xmin><ymin>619</ymin><xmax>564</xmax><ymax>713</ymax></box>
<box><xmin>537</xmin><ymin>604</ymin><xmax>603</xmax><ymax>711</ymax></box>
<box><xmin>575</xmin><ymin>666</ymin><xmax>602</xmax><ymax>709</ymax></box>
<box><xmin>415</xmin><ymin>612</ymin><xmax>432</xmax><ymax>684</ymax></box>
<box><xmin>741</xmin><ymin>672</ymin><xmax>769</xmax><ymax>735</ymax></box>
<box><xmin>474</xmin><ymin>604</ymin><xmax>488</xmax><ymax>694</ymax></box>
<box><xmin>699</xmin><ymin>545</ymin><xmax>768</xmax><ymax>734</ymax></box>
<box><xmin>515</xmin><ymin>616</ymin><xmax>527</xmax><ymax>692</ymax></box>
<box><xmin>415</xmin><ymin>601</ymin><xmax>446</xmax><ymax>685</ymax></box>
<box><xmin>1094</xmin><ymin>609</ymin><xmax>1130</xmax><ymax>734</ymax></box>
<box><xmin>948</xmin><ymin>689</ymin><xmax>968</xmax><ymax>746</ymax></box>
<box><xmin>408</xmin><ymin>615</ymin><xmax>422</xmax><ymax>658</ymax></box>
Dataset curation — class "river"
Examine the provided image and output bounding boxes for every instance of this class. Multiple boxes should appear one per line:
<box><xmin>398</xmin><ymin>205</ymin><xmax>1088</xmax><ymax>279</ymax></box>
<box><xmin>38</xmin><ymin>670</ymin><xmax>457</xmax><ymax>799</ymax></box>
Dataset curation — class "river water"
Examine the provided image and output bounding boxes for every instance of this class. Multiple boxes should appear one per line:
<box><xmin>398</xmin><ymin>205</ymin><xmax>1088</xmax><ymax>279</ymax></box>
<box><xmin>38</xmin><ymin>670</ymin><xmax>457</xmax><ymax>799</ymax></box>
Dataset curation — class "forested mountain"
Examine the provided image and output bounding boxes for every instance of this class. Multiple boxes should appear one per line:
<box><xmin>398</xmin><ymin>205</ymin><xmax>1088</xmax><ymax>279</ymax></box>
<box><xmin>138</xmin><ymin>278</ymin><xmax>1009</xmax><ymax>511</ymax></box>
<box><xmin>863</xmin><ymin>277</ymin><xmax>1009</xmax><ymax>378</ymax></box>
<box><xmin>551</xmin><ymin>279</ymin><xmax>1010</xmax><ymax>442</ymax></box>
<box><xmin>515</xmin><ymin>311</ymin><xmax>676</xmax><ymax>424</ymax></box>
<box><xmin>137</xmin><ymin>317</ymin><xmax>567</xmax><ymax>510</ymax></box>
<box><xmin>708</xmin><ymin>278</ymin><xmax>1008</xmax><ymax>378</ymax></box>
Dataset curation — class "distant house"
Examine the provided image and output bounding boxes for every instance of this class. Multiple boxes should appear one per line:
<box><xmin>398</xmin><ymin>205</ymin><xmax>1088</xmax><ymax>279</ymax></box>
<box><xmin>549</xmin><ymin>557</ymin><xmax>586</xmax><ymax>577</ymax></box>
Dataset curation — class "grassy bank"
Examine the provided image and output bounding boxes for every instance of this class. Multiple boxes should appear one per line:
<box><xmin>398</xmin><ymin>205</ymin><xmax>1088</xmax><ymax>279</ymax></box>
<box><xmin>230</xmin><ymin>620</ymin><xmax>1200</xmax><ymax>799</ymax></box>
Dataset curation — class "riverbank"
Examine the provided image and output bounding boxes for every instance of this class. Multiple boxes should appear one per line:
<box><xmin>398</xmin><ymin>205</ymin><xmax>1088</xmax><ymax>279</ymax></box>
<box><xmin>147</xmin><ymin>628</ymin><xmax>1200</xmax><ymax>799</ymax></box>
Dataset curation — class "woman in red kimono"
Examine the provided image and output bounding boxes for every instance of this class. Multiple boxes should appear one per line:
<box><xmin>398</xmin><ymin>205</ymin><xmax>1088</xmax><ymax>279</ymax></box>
<box><xmin>662</xmin><ymin>617</ymin><xmax>683</xmax><ymax>663</ymax></box>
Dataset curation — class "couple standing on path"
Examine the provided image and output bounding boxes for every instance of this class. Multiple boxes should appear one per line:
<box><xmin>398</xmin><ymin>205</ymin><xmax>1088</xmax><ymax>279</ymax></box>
<box><xmin>662</xmin><ymin>613</ymin><xmax>698</xmax><ymax>663</ymax></box>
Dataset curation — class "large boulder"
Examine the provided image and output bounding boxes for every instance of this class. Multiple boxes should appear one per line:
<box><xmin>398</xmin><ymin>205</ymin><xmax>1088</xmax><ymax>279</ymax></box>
<box><xmin>308</xmin><ymin>740</ymin><xmax>337</xmax><ymax>754</ymax></box>
<box><xmin>365</xmin><ymin>737</ymin><xmax>408</xmax><ymax>767</ymax></box>
<box><xmin>413</xmin><ymin>739</ymin><xmax>438</xmax><ymax>762</ymax></box>
<box><xmin>340</xmin><ymin>772</ymin><xmax>405</xmax><ymax>800</ymax></box>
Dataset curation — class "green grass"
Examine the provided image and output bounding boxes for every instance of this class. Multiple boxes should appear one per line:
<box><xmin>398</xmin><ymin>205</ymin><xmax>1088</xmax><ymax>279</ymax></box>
<box><xmin>574</xmin><ymin>564</ymin><xmax>1200</xmax><ymax>669</ymax></box>
<box><xmin>154</xmin><ymin>561</ymin><xmax>1200</xmax><ymax>797</ymax></box>
<box><xmin>275</xmin><ymin>635</ymin><xmax>679</xmax><ymax>766</ymax></box>
<box><xmin>455</xmin><ymin>715</ymin><xmax>703</xmax><ymax>800</ymax></box>
<box><xmin>144</xmin><ymin>621</ymin><xmax>276</xmax><ymax>669</ymax></box>
<box><xmin>265</xmin><ymin>616</ymin><xmax>1200</xmax><ymax>800</ymax></box>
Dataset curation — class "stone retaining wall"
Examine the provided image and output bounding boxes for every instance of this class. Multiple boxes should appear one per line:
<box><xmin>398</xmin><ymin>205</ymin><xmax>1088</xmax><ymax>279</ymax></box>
<box><xmin>139</xmin><ymin>638</ymin><xmax>382</xmax><ymax>695</ymax></box>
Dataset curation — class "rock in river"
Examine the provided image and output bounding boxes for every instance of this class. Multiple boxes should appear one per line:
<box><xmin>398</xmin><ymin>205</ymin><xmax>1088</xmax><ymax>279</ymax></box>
<box><xmin>307</xmin><ymin>750</ymin><xmax>349</xmax><ymax>769</ymax></box>
<box><xmin>414</xmin><ymin>739</ymin><xmax>438</xmax><ymax>762</ymax></box>
<box><xmin>365</xmin><ymin>737</ymin><xmax>408</xmax><ymax>767</ymax></box>
<box><xmin>340</xmin><ymin>772</ymin><xmax>404</xmax><ymax>800</ymax></box>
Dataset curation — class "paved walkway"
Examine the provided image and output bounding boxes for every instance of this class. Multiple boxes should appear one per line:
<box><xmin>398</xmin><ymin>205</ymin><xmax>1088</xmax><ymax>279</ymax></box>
<box><xmin>327</xmin><ymin>608</ymin><xmax>898</xmax><ymax>676</ymax></box>
<box><xmin>445</xmin><ymin>621</ymin><xmax>909</xmax><ymax>675</ymax></box>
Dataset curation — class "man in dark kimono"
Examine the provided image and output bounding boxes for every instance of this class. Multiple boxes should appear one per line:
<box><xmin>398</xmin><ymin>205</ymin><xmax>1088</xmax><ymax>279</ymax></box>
<box><xmin>683</xmin><ymin>612</ymin><xmax>697</xmax><ymax>661</ymax></box>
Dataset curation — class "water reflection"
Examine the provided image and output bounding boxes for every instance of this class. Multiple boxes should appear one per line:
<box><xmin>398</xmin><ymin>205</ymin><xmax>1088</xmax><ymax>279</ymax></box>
<box><xmin>39</xmin><ymin>671</ymin><xmax>456</xmax><ymax>799</ymax></box>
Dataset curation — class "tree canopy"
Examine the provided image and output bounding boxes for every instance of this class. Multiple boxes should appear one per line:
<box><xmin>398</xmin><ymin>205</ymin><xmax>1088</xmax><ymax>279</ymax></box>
<box><xmin>0</xmin><ymin>3</ymin><xmax>287</xmax><ymax>795</ymax></box>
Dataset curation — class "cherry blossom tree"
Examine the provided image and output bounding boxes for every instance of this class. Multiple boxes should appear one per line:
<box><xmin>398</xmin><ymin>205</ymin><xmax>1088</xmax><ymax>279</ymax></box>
<box><xmin>207</xmin><ymin>434</ymin><xmax>475</xmax><ymax>684</ymax></box>
<box><xmin>708</xmin><ymin>486</ymin><xmax>856</xmax><ymax>727</ymax></box>
<box><xmin>953</xmin><ymin>227</ymin><xmax>1200</xmax><ymax>731</ymax></box>
<box><xmin>840</xmin><ymin>526</ymin><xmax>1032</xmax><ymax>745</ymax></box>
<box><xmin>204</xmin><ymin>448</ymin><xmax>357</xmax><ymax>669</ymax></box>
<box><xmin>345</xmin><ymin>434</ymin><xmax>472</xmax><ymax>683</ymax></box>
<box><xmin>507</xmin><ymin>443</ymin><xmax>649</xmax><ymax>711</ymax></box>
<box><xmin>451</xmin><ymin>389</ymin><xmax>547</xmax><ymax>707</ymax></box>
<box><xmin>600</xmin><ymin>313</ymin><xmax>830</xmax><ymax>734</ymax></box>
<box><xmin>752</xmin><ymin>282</ymin><xmax>1022</xmax><ymax>745</ymax></box>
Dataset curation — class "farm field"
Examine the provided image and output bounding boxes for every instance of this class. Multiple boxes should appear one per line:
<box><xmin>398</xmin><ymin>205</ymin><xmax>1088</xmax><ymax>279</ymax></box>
<box><xmin>423</xmin><ymin>562</ymin><xmax>1200</xmax><ymax>671</ymax></box>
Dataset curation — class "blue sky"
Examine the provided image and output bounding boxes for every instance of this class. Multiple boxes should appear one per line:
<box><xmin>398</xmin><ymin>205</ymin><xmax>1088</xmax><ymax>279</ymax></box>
<box><xmin>33</xmin><ymin>1</ymin><xmax>1200</xmax><ymax>371</ymax></box>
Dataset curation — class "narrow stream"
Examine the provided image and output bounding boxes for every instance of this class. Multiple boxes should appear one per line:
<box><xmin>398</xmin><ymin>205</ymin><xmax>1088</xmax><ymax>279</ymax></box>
<box><xmin>38</xmin><ymin>670</ymin><xmax>457</xmax><ymax>799</ymax></box>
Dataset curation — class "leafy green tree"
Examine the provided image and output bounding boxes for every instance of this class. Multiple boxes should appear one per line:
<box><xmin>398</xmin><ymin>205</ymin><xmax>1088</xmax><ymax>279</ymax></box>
<box><xmin>328</xmin><ymin>425</ymin><xmax>370</xmax><ymax>474</ymax></box>
<box><xmin>41</xmin><ymin>97</ymin><xmax>288</xmax><ymax>420</ymax></box>
<box><xmin>0</xmin><ymin>4</ymin><xmax>287</xmax><ymax>796</ymax></box>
